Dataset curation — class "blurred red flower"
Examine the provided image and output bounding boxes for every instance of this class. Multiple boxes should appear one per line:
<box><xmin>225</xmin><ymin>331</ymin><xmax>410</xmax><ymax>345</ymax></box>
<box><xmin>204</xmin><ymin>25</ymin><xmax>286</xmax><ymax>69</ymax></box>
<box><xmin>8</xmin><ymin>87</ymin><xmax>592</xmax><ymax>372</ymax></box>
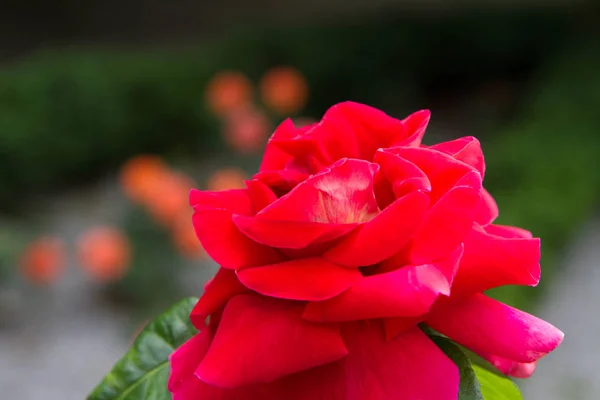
<box><xmin>119</xmin><ymin>155</ymin><xmax>169</xmax><ymax>204</ymax></box>
<box><xmin>260</xmin><ymin>67</ymin><xmax>308</xmax><ymax>115</ymax></box>
<box><xmin>77</xmin><ymin>226</ymin><xmax>130</xmax><ymax>283</ymax></box>
<box><xmin>145</xmin><ymin>172</ymin><xmax>195</xmax><ymax>227</ymax></box>
<box><xmin>19</xmin><ymin>236</ymin><xmax>65</xmax><ymax>285</ymax></box>
<box><xmin>206</xmin><ymin>168</ymin><xmax>248</xmax><ymax>192</ymax></box>
<box><xmin>205</xmin><ymin>71</ymin><xmax>253</xmax><ymax>116</ymax></box>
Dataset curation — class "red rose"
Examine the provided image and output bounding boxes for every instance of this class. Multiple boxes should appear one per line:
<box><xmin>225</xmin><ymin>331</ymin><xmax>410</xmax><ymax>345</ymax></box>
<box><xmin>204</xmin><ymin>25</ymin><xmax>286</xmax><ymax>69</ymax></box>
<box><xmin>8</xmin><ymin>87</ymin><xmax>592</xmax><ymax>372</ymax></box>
<box><xmin>169</xmin><ymin>102</ymin><xmax>563</xmax><ymax>399</ymax></box>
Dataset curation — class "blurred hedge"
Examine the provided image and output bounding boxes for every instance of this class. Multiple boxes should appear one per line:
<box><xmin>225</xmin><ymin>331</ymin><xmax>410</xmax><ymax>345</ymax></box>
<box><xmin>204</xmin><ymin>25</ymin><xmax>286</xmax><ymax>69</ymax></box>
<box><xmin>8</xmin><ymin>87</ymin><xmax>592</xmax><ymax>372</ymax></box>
<box><xmin>0</xmin><ymin>8</ymin><xmax>573</xmax><ymax>209</ymax></box>
<box><xmin>485</xmin><ymin>40</ymin><xmax>600</xmax><ymax>309</ymax></box>
<box><xmin>0</xmin><ymin>52</ymin><xmax>220</xmax><ymax>209</ymax></box>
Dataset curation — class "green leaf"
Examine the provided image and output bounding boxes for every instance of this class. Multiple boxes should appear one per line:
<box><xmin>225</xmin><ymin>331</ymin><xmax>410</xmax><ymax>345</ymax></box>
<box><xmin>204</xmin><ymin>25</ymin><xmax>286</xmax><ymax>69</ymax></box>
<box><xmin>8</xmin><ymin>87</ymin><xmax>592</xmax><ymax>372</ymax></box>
<box><xmin>473</xmin><ymin>364</ymin><xmax>524</xmax><ymax>400</ymax></box>
<box><xmin>430</xmin><ymin>336</ymin><xmax>483</xmax><ymax>400</ymax></box>
<box><xmin>88</xmin><ymin>297</ymin><xmax>198</xmax><ymax>400</ymax></box>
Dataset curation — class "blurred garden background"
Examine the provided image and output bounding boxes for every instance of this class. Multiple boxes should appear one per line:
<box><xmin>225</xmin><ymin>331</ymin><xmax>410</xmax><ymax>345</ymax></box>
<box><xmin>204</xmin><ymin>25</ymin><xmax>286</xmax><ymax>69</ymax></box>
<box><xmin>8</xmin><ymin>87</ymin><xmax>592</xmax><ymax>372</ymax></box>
<box><xmin>0</xmin><ymin>1</ymin><xmax>599</xmax><ymax>398</ymax></box>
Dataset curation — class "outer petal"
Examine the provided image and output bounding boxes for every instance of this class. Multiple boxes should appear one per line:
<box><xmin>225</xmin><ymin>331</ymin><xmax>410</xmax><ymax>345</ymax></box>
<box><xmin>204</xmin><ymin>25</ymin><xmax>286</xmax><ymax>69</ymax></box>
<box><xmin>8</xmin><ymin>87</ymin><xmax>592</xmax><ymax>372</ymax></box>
<box><xmin>170</xmin><ymin>329</ymin><xmax>265</xmax><ymax>400</ymax></box>
<box><xmin>475</xmin><ymin>188</ymin><xmax>499</xmax><ymax>225</ymax></box>
<box><xmin>259</xmin><ymin>119</ymin><xmax>303</xmax><ymax>171</ymax></box>
<box><xmin>244</xmin><ymin>323</ymin><xmax>459</xmax><ymax>400</ymax></box>
<box><xmin>245</xmin><ymin>179</ymin><xmax>278</xmax><ymax>214</ymax></box>
<box><xmin>485</xmin><ymin>223</ymin><xmax>533</xmax><ymax>239</ymax></box>
<box><xmin>169</xmin><ymin>329</ymin><xmax>210</xmax><ymax>393</ymax></box>
<box><xmin>236</xmin><ymin>258</ymin><xmax>362</xmax><ymax>301</ymax></box>
<box><xmin>427</xmin><ymin>294</ymin><xmax>564</xmax><ymax>363</ymax></box>
<box><xmin>430</xmin><ymin>136</ymin><xmax>485</xmax><ymax>177</ymax></box>
<box><xmin>303</xmin><ymin>263</ymin><xmax>450</xmax><ymax>322</ymax></box>
<box><xmin>451</xmin><ymin>225</ymin><xmax>540</xmax><ymax>296</ymax></box>
<box><xmin>478</xmin><ymin>352</ymin><xmax>537</xmax><ymax>378</ymax></box>
<box><xmin>190</xmin><ymin>268</ymin><xmax>248</xmax><ymax>329</ymax></box>
<box><xmin>192</xmin><ymin>209</ymin><xmax>281</xmax><ymax>269</ymax></box>
<box><xmin>196</xmin><ymin>294</ymin><xmax>348</xmax><ymax>387</ymax></box>
<box><xmin>408</xmin><ymin>185</ymin><xmax>481</xmax><ymax>264</ymax></box>
<box><xmin>323</xmin><ymin>191</ymin><xmax>430</xmax><ymax>267</ymax></box>
<box><xmin>190</xmin><ymin>189</ymin><xmax>253</xmax><ymax>215</ymax></box>
<box><xmin>310</xmin><ymin>104</ymin><xmax>362</xmax><ymax>165</ymax></box>
<box><xmin>340</xmin><ymin>322</ymin><xmax>459</xmax><ymax>400</ymax></box>
<box><xmin>174</xmin><ymin>378</ymin><xmax>259</xmax><ymax>400</ymax></box>
<box><xmin>399</xmin><ymin>109</ymin><xmax>431</xmax><ymax>147</ymax></box>
<box><xmin>312</xmin><ymin>102</ymin><xmax>411</xmax><ymax>163</ymax></box>
<box><xmin>383</xmin><ymin>316</ymin><xmax>424</xmax><ymax>341</ymax></box>
<box><xmin>377</xmin><ymin>243</ymin><xmax>463</xmax><ymax>284</ymax></box>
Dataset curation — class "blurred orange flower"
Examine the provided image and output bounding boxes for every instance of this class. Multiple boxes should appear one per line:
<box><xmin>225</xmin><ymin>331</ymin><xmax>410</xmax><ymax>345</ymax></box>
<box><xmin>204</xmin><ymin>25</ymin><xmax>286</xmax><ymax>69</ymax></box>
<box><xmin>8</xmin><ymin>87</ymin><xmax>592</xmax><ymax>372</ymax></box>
<box><xmin>206</xmin><ymin>168</ymin><xmax>248</xmax><ymax>191</ymax></box>
<box><xmin>260</xmin><ymin>66</ymin><xmax>309</xmax><ymax>115</ymax></box>
<box><xmin>172</xmin><ymin>211</ymin><xmax>206</xmax><ymax>260</ymax></box>
<box><xmin>19</xmin><ymin>236</ymin><xmax>65</xmax><ymax>285</ymax></box>
<box><xmin>119</xmin><ymin>155</ymin><xmax>168</xmax><ymax>204</ymax></box>
<box><xmin>77</xmin><ymin>226</ymin><xmax>130</xmax><ymax>283</ymax></box>
<box><xmin>145</xmin><ymin>172</ymin><xmax>195</xmax><ymax>227</ymax></box>
<box><xmin>205</xmin><ymin>71</ymin><xmax>253</xmax><ymax>116</ymax></box>
<box><xmin>222</xmin><ymin>106</ymin><xmax>271</xmax><ymax>154</ymax></box>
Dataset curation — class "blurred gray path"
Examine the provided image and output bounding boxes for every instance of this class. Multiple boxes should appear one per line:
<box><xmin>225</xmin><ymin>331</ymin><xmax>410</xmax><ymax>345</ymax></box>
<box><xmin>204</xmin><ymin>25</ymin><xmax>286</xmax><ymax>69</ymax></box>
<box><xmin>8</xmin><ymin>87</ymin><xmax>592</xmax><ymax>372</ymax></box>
<box><xmin>0</xmin><ymin>179</ymin><xmax>213</xmax><ymax>399</ymax></box>
<box><xmin>0</xmin><ymin>180</ymin><xmax>132</xmax><ymax>399</ymax></box>
<box><xmin>522</xmin><ymin>217</ymin><xmax>600</xmax><ymax>400</ymax></box>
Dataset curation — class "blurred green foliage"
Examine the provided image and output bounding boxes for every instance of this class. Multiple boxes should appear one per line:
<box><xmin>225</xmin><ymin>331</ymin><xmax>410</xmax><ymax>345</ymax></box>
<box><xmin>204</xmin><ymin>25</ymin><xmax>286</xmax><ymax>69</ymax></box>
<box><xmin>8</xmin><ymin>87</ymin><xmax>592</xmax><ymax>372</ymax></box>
<box><xmin>0</xmin><ymin>52</ymin><xmax>220</xmax><ymax>209</ymax></box>
<box><xmin>485</xmin><ymin>40</ymin><xmax>600</xmax><ymax>309</ymax></box>
<box><xmin>0</xmin><ymin>9</ymin><xmax>572</xmax><ymax>209</ymax></box>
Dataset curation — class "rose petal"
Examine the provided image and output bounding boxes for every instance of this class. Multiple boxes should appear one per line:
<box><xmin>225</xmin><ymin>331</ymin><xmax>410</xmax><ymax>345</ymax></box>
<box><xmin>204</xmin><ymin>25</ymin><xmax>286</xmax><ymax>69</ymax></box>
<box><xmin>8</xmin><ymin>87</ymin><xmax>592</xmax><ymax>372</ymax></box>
<box><xmin>385</xmin><ymin>146</ymin><xmax>480</xmax><ymax>204</ymax></box>
<box><xmin>485</xmin><ymin>224</ymin><xmax>533</xmax><ymax>239</ymax></box>
<box><xmin>399</xmin><ymin>109</ymin><xmax>431</xmax><ymax>147</ymax></box>
<box><xmin>190</xmin><ymin>189</ymin><xmax>252</xmax><ymax>215</ymax></box>
<box><xmin>427</xmin><ymin>294</ymin><xmax>564</xmax><ymax>363</ymax></box>
<box><xmin>237</xmin><ymin>258</ymin><xmax>362</xmax><ymax>301</ymax></box>
<box><xmin>434</xmin><ymin>244</ymin><xmax>464</xmax><ymax>287</ymax></box>
<box><xmin>478</xmin><ymin>352</ymin><xmax>537</xmax><ymax>378</ymax></box>
<box><xmin>303</xmin><ymin>263</ymin><xmax>450</xmax><ymax>322</ymax></box>
<box><xmin>430</xmin><ymin>136</ymin><xmax>485</xmax><ymax>177</ymax></box>
<box><xmin>174</xmin><ymin>377</ymin><xmax>256</xmax><ymax>400</ymax></box>
<box><xmin>312</xmin><ymin>102</ymin><xmax>414</xmax><ymax>164</ymax></box>
<box><xmin>192</xmin><ymin>209</ymin><xmax>281</xmax><ymax>269</ymax></box>
<box><xmin>377</xmin><ymin>242</ymin><xmax>463</xmax><ymax>283</ymax></box>
<box><xmin>254</xmin><ymin>169</ymin><xmax>309</xmax><ymax>194</ymax></box>
<box><xmin>408</xmin><ymin>185</ymin><xmax>481</xmax><ymax>264</ymax></box>
<box><xmin>259</xmin><ymin>119</ymin><xmax>301</xmax><ymax>171</ymax></box>
<box><xmin>323</xmin><ymin>191</ymin><xmax>430</xmax><ymax>267</ymax></box>
<box><xmin>258</xmin><ymin>158</ymin><xmax>380</xmax><ymax>224</ymax></box>
<box><xmin>310</xmin><ymin>105</ymin><xmax>362</xmax><ymax>165</ymax></box>
<box><xmin>169</xmin><ymin>329</ymin><xmax>210</xmax><ymax>393</ymax></box>
<box><xmin>170</xmin><ymin>329</ymin><xmax>262</xmax><ymax>400</ymax></box>
<box><xmin>340</xmin><ymin>323</ymin><xmax>459</xmax><ymax>400</ymax></box>
<box><xmin>451</xmin><ymin>225</ymin><xmax>540</xmax><ymax>296</ymax></box>
<box><xmin>383</xmin><ymin>316</ymin><xmax>424</xmax><ymax>341</ymax></box>
<box><xmin>197</xmin><ymin>294</ymin><xmax>348</xmax><ymax>387</ymax></box>
<box><xmin>475</xmin><ymin>188</ymin><xmax>499</xmax><ymax>225</ymax></box>
<box><xmin>374</xmin><ymin>149</ymin><xmax>432</xmax><ymax>198</ymax></box>
<box><xmin>189</xmin><ymin>323</ymin><xmax>457</xmax><ymax>399</ymax></box>
<box><xmin>232</xmin><ymin>215</ymin><xmax>358</xmax><ymax>249</ymax></box>
<box><xmin>244</xmin><ymin>179</ymin><xmax>278</xmax><ymax>214</ymax></box>
<box><xmin>190</xmin><ymin>268</ymin><xmax>248</xmax><ymax>329</ymax></box>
